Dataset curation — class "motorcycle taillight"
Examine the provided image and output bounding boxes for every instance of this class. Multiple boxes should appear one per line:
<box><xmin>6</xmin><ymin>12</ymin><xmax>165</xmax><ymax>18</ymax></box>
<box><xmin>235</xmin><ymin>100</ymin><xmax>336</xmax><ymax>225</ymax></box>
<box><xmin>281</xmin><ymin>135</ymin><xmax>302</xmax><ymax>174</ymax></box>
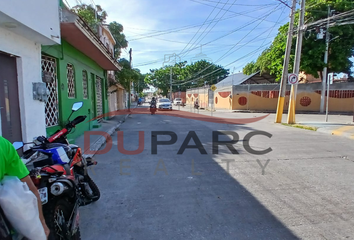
<box><xmin>31</xmin><ymin>176</ymin><xmax>41</xmax><ymax>187</ymax></box>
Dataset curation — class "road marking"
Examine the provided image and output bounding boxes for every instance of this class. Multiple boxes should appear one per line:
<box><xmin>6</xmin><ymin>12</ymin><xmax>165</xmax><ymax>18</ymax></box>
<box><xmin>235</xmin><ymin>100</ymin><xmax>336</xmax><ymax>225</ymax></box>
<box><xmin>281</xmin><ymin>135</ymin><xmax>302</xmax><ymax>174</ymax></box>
<box><xmin>331</xmin><ymin>126</ymin><xmax>354</xmax><ymax>136</ymax></box>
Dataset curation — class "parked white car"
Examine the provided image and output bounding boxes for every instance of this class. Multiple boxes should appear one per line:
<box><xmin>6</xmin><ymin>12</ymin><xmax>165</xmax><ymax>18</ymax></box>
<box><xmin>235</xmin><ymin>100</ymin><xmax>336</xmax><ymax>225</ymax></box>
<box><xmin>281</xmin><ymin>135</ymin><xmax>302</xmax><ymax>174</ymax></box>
<box><xmin>157</xmin><ymin>98</ymin><xmax>172</xmax><ymax>110</ymax></box>
<box><xmin>173</xmin><ymin>98</ymin><xmax>182</xmax><ymax>105</ymax></box>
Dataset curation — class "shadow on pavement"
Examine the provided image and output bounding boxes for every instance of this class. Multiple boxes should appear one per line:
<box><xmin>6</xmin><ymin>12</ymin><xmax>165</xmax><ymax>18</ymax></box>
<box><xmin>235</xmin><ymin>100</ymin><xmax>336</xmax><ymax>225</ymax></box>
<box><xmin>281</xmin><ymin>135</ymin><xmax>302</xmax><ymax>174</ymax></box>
<box><xmin>79</xmin><ymin>111</ymin><xmax>299</xmax><ymax>240</ymax></box>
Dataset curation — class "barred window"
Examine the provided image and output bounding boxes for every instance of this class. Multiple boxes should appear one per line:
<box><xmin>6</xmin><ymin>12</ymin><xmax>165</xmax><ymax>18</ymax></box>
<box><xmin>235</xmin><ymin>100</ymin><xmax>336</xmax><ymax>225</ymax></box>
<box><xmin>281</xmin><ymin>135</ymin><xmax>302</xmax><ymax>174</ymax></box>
<box><xmin>67</xmin><ymin>64</ymin><xmax>76</xmax><ymax>98</ymax></box>
<box><xmin>82</xmin><ymin>70</ymin><xmax>88</xmax><ymax>99</ymax></box>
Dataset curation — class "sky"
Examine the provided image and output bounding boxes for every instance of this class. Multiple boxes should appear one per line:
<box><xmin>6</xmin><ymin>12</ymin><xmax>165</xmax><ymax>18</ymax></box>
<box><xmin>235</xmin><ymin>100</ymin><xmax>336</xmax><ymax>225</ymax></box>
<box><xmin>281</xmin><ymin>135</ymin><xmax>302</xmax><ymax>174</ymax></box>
<box><xmin>65</xmin><ymin>0</ymin><xmax>291</xmax><ymax>74</ymax></box>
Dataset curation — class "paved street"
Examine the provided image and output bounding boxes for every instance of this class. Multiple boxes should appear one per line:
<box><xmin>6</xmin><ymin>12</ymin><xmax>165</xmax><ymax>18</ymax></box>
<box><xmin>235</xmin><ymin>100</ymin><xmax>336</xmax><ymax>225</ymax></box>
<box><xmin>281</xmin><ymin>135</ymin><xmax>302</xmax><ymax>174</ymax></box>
<box><xmin>80</xmin><ymin>105</ymin><xmax>354</xmax><ymax>240</ymax></box>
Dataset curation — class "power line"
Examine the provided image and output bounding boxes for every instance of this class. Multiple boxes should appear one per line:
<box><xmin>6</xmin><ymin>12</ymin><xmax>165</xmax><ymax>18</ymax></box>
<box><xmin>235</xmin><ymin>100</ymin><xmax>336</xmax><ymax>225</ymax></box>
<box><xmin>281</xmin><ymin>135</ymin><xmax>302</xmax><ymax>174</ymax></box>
<box><xmin>214</xmin><ymin>3</ymin><xmax>283</xmax><ymax>63</ymax></box>
<box><xmin>178</xmin><ymin>0</ymin><xmax>223</xmax><ymax>57</ymax></box>
<box><xmin>127</xmin><ymin>4</ymin><xmax>280</xmax><ymax>41</ymax></box>
<box><xmin>172</xmin><ymin>43</ymin><xmax>271</xmax><ymax>86</ymax></box>
<box><xmin>191</xmin><ymin>0</ymin><xmax>278</xmax><ymax>7</ymax></box>
<box><xmin>170</xmin><ymin>4</ymin><xmax>286</xmax><ymax>87</ymax></box>
<box><xmin>275</xmin><ymin>0</ymin><xmax>291</xmax><ymax>9</ymax></box>
<box><xmin>133</xmin><ymin>34</ymin><xmax>278</xmax><ymax>67</ymax></box>
<box><xmin>304</xmin><ymin>9</ymin><xmax>354</xmax><ymax>30</ymax></box>
<box><xmin>182</xmin><ymin>0</ymin><xmax>236</xmax><ymax>57</ymax></box>
<box><xmin>191</xmin><ymin>0</ymin><xmax>283</xmax><ymax>24</ymax></box>
<box><xmin>135</xmin><ymin>5</ymin><xmax>285</xmax><ymax>69</ymax></box>
<box><xmin>176</xmin><ymin>4</ymin><xmax>284</xmax><ymax>59</ymax></box>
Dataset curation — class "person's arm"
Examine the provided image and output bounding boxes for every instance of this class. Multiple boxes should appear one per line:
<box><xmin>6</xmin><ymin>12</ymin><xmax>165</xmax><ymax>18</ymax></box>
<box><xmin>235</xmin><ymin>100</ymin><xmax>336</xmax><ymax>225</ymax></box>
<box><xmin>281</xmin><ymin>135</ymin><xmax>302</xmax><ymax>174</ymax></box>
<box><xmin>21</xmin><ymin>176</ymin><xmax>50</xmax><ymax>238</ymax></box>
<box><xmin>2</xmin><ymin>137</ymin><xmax>50</xmax><ymax>238</ymax></box>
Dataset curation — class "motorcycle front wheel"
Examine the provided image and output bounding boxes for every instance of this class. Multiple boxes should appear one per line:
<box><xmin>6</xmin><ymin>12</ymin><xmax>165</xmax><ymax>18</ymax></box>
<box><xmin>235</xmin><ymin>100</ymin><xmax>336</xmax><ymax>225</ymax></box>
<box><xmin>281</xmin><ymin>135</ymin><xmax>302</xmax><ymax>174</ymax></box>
<box><xmin>44</xmin><ymin>199</ymin><xmax>81</xmax><ymax>240</ymax></box>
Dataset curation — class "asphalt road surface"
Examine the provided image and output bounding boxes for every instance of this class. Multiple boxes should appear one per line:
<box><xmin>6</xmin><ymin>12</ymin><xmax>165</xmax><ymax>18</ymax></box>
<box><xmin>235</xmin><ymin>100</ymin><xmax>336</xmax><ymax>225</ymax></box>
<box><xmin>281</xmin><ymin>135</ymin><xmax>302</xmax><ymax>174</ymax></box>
<box><xmin>80</xmin><ymin>105</ymin><xmax>354</xmax><ymax>240</ymax></box>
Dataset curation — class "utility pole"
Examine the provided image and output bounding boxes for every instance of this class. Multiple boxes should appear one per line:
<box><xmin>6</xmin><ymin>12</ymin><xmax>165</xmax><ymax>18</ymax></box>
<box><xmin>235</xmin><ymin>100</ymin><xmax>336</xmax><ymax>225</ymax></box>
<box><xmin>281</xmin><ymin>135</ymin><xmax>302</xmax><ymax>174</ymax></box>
<box><xmin>287</xmin><ymin>0</ymin><xmax>306</xmax><ymax>124</ymax></box>
<box><xmin>320</xmin><ymin>6</ymin><xmax>331</xmax><ymax>113</ymax></box>
<box><xmin>128</xmin><ymin>48</ymin><xmax>132</xmax><ymax>110</ymax></box>
<box><xmin>170</xmin><ymin>68</ymin><xmax>172</xmax><ymax>101</ymax></box>
<box><xmin>275</xmin><ymin>0</ymin><xmax>297</xmax><ymax>123</ymax></box>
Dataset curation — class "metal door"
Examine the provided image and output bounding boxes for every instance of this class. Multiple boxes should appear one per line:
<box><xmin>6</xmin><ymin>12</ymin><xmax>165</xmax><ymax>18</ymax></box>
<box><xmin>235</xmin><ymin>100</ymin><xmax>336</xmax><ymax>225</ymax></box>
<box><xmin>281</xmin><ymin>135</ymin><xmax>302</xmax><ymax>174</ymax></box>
<box><xmin>0</xmin><ymin>53</ymin><xmax>22</xmax><ymax>143</ymax></box>
<box><xmin>95</xmin><ymin>76</ymin><xmax>103</xmax><ymax>122</ymax></box>
<box><xmin>41</xmin><ymin>55</ymin><xmax>59</xmax><ymax>127</ymax></box>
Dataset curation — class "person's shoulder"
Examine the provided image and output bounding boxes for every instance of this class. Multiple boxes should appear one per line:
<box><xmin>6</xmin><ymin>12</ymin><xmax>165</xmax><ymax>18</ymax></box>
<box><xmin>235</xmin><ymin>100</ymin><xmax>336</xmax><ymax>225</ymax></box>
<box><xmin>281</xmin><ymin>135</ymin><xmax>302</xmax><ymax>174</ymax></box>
<box><xmin>0</xmin><ymin>136</ymin><xmax>11</xmax><ymax>153</ymax></box>
<box><xmin>0</xmin><ymin>136</ymin><xmax>10</xmax><ymax>146</ymax></box>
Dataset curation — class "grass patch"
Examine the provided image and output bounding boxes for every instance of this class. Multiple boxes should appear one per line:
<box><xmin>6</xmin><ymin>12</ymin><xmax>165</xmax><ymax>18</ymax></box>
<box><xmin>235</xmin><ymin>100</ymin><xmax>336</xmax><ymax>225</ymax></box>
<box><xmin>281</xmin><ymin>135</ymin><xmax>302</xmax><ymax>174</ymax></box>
<box><xmin>281</xmin><ymin>123</ymin><xmax>318</xmax><ymax>131</ymax></box>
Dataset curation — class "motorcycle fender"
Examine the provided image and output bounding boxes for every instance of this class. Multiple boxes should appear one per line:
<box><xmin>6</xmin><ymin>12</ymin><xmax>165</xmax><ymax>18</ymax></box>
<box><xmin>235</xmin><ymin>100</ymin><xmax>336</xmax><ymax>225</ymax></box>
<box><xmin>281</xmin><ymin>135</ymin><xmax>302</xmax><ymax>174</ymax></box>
<box><xmin>71</xmin><ymin>148</ymin><xmax>83</xmax><ymax>168</ymax></box>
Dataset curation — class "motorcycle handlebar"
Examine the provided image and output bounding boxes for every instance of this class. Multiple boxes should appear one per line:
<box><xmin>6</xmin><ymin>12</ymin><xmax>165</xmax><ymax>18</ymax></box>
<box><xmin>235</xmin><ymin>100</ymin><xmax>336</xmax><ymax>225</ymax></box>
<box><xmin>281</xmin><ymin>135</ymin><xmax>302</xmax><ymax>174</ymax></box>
<box><xmin>71</xmin><ymin>115</ymin><xmax>87</xmax><ymax>126</ymax></box>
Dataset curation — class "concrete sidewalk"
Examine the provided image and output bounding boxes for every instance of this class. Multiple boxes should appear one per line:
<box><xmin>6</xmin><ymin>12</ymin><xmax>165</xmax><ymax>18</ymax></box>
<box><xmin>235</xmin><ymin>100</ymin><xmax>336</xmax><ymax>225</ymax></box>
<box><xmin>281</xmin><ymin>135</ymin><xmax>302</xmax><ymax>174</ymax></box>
<box><xmin>180</xmin><ymin>106</ymin><xmax>354</xmax><ymax>140</ymax></box>
<box><xmin>292</xmin><ymin>114</ymin><xmax>354</xmax><ymax>140</ymax></box>
<box><xmin>75</xmin><ymin>102</ymin><xmax>137</xmax><ymax>158</ymax></box>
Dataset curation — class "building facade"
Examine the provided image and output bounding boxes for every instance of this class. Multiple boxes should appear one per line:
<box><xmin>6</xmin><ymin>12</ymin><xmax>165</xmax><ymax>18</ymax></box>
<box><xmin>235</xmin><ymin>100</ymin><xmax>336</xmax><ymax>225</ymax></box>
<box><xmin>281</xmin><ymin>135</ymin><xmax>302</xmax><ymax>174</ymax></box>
<box><xmin>98</xmin><ymin>24</ymin><xmax>128</xmax><ymax>114</ymax></box>
<box><xmin>0</xmin><ymin>0</ymin><xmax>61</xmax><ymax>143</ymax></box>
<box><xmin>41</xmin><ymin>5</ymin><xmax>120</xmax><ymax>142</ymax></box>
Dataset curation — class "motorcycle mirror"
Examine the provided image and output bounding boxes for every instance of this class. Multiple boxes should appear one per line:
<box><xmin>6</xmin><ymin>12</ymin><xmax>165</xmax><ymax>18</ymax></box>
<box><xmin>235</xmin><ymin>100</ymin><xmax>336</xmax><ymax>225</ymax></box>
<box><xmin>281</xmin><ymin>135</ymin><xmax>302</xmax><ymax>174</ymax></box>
<box><xmin>72</xmin><ymin>102</ymin><xmax>83</xmax><ymax>112</ymax></box>
<box><xmin>13</xmin><ymin>141</ymin><xmax>24</xmax><ymax>150</ymax></box>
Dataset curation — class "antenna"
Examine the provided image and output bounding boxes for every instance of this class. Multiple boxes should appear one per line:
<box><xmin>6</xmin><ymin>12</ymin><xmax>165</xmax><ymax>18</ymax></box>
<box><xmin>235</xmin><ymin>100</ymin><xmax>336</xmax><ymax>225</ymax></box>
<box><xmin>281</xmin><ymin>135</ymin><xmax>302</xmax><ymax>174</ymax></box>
<box><xmin>90</xmin><ymin>0</ymin><xmax>97</xmax><ymax>21</ymax></box>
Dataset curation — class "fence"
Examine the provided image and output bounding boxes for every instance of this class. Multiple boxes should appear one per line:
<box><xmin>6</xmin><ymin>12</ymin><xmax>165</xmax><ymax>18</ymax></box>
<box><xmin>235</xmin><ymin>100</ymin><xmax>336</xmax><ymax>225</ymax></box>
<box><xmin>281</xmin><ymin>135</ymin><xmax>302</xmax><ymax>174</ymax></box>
<box><xmin>232</xmin><ymin>82</ymin><xmax>354</xmax><ymax>112</ymax></box>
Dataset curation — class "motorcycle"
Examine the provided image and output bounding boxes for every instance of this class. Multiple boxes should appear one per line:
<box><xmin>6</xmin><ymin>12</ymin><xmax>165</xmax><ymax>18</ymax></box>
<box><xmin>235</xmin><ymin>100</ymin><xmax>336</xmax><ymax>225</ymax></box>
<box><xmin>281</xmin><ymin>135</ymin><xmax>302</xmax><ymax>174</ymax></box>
<box><xmin>13</xmin><ymin>102</ymin><xmax>100</xmax><ymax>240</ymax></box>
<box><xmin>150</xmin><ymin>101</ymin><xmax>157</xmax><ymax>115</ymax></box>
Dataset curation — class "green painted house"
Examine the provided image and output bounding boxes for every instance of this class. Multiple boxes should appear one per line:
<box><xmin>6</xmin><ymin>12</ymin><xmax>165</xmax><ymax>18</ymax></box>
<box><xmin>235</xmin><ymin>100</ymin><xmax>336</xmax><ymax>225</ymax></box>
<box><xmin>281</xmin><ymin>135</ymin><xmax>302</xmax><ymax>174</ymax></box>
<box><xmin>41</xmin><ymin>6</ymin><xmax>121</xmax><ymax>142</ymax></box>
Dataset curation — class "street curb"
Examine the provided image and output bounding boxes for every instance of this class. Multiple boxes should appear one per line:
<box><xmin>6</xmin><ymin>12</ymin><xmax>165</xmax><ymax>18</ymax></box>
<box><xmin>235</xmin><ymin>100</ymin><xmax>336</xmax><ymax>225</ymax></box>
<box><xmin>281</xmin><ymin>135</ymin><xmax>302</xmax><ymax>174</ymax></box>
<box><xmin>82</xmin><ymin>106</ymin><xmax>136</xmax><ymax>159</ymax></box>
<box><xmin>300</xmin><ymin>124</ymin><xmax>354</xmax><ymax>140</ymax></box>
<box><xmin>321</xmin><ymin>128</ymin><xmax>354</xmax><ymax>140</ymax></box>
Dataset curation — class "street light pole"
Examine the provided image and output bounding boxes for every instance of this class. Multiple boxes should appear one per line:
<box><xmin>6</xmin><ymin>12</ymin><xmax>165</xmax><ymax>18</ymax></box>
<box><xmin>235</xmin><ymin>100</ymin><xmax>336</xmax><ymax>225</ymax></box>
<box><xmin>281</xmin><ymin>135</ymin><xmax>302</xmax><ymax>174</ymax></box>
<box><xmin>320</xmin><ymin>6</ymin><xmax>331</xmax><ymax>113</ymax></box>
<box><xmin>128</xmin><ymin>48</ymin><xmax>132</xmax><ymax>111</ymax></box>
<box><xmin>275</xmin><ymin>0</ymin><xmax>297</xmax><ymax>123</ymax></box>
<box><xmin>287</xmin><ymin>0</ymin><xmax>306</xmax><ymax>124</ymax></box>
<box><xmin>170</xmin><ymin>68</ymin><xmax>172</xmax><ymax>101</ymax></box>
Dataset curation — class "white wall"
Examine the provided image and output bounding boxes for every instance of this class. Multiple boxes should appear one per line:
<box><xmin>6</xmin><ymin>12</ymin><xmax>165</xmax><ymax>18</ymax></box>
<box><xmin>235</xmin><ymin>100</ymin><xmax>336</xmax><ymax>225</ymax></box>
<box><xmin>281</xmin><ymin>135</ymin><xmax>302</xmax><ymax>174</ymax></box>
<box><xmin>99</xmin><ymin>26</ymin><xmax>114</xmax><ymax>56</ymax></box>
<box><xmin>0</xmin><ymin>27</ymin><xmax>46</xmax><ymax>143</ymax></box>
<box><xmin>0</xmin><ymin>0</ymin><xmax>60</xmax><ymax>44</ymax></box>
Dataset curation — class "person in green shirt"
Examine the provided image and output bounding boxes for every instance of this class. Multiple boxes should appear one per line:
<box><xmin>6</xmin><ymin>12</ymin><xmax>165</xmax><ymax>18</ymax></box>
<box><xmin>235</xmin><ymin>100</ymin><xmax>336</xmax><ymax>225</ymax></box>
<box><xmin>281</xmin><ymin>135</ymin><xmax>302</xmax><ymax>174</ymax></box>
<box><xmin>0</xmin><ymin>136</ymin><xmax>50</xmax><ymax>238</ymax></box>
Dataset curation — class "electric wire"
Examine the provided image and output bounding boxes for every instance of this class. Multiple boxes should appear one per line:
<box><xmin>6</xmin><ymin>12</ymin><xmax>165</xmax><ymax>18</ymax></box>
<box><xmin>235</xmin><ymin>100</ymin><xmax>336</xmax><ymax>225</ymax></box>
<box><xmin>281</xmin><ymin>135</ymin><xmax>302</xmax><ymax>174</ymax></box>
<box><xmin>180</xmin><ymin>0</ymin><xmax>233</xmax><ymax>58</ymax></box>
<box><xmin>127</xmin><ymin>4</ymin><xmax>279</xmax><ymax>41</ymax></box>
<box><xmin>170</xmin><ymin>4</ymin><xmax>286</xmax><ymax>86</ymax></box>
<box><xmin>191</xmin><ymin>0</ymin><xmax>278</xmax><ymax>7</ymax></box>
<box><xmin>178</xmin><ymin>0</ymin><xmax>224</xmax><ymax>57</ymax></box>
<box><xmin>214</xmin><ymin>3</ymin><xmax>283</xmax><ymax>64</ymax></box>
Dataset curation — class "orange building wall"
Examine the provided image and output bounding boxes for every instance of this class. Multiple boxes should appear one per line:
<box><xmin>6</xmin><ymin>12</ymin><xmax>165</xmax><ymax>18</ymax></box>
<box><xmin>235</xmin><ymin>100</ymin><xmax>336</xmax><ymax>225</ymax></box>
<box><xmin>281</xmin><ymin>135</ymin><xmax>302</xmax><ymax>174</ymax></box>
<box><xmin>232</xmin><ymin>92</ymin><xmax>354</xmax><ymax>112</ymax></box>
<box><xmin>214</xmin><ymin>91</ymin><xmax>232</xmax><ymax>110</ymax></box>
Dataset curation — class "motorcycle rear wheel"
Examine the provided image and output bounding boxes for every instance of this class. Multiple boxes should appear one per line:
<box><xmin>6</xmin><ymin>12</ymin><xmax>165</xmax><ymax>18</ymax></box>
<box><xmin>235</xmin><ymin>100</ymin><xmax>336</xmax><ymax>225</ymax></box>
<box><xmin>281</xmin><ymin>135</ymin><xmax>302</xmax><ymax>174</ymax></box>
<box><xmin>44</xmin><ymin>199</ymin><xmax>81</xmax><ymax>240</ymax></box>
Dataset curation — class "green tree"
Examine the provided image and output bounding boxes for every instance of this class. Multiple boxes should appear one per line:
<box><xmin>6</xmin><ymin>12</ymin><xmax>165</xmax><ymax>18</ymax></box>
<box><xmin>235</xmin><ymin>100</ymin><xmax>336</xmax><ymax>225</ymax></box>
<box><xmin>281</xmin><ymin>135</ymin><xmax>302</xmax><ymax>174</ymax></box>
<box><xmin>115</xmin><ymin>59</ymin><xmax>147</xmax><ymax>94</ymax></box>
<box><xmin>133</xmin><ymin>69</ymin><xmax>149</xmax><ymax>94</ymax></box>
<box><xmin>72</xmin><ymin>4</ymin><xmax>107</xmax><ymax>33</ymax></box>
<box><xmin>72</xmin><ymin>4</ymin><xmax>128</xmax><ymax>59</ymax></box>
<box><xmin>108</xmin><ymin>22</ymin><xmax>128</xmax><ymax>59</ymax></box>
<box><xmin>145</xmin><ymin>60</ymin><xmax>229</xmax><ymax>95</ymax></box>
<box><xmin>184</xmin><ymin>60</ymin><xmax>229</xmax><ymax>87</ymax></box>
<box><xmin>243</xmin><ymin>0</ymin><xmax>354</xmax><ymax>81</ymax></box>
<box><xmin>116</xmin><ymin>58</ymin><xmax>139</xmax><ymax>91</ymax></box>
